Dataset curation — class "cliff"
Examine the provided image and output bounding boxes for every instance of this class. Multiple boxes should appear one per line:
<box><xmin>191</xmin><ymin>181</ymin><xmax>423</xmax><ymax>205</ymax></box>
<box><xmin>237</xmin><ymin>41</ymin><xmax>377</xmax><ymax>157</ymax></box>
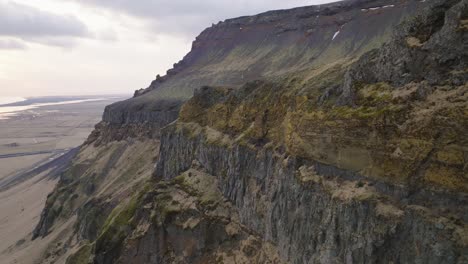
<box><xmin>102</xmin><ymin>0</ymin><xmax>428</xmax><ymax>126</ymax></box>
<box><xmin>31</xmin><ymin>0</ymin><xmax>467</xmax><ymax>263</ymax></box>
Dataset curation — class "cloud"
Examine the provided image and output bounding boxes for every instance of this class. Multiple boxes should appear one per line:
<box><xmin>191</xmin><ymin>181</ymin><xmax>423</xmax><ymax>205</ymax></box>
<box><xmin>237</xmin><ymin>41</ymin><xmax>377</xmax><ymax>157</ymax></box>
<box><xmin>0</xmin><ymin>38</ymin><xmax>26</xmax><ymax>49</ymax></box>
<box><xmin>0</xmin><ymin>1</ymin><xmax>90</xmax><ymax>47</ymax></box>
<box><xmin>69</xmin><ymin>0</ymin><xmax>332</xmax><ymax>37</ymax></box>
<box><xmin>96</xmin><ymin>28</ymin><xmax>118</xmax><ymax>42</ymax></box>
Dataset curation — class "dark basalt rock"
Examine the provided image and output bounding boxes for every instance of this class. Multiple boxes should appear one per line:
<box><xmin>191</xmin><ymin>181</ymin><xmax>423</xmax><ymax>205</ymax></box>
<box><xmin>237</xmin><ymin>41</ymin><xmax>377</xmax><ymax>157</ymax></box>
<box><xmin>93</xmin><ymin>171</ymin><xmax>285</xmax><ymax>264</ymax></box>
<box><xmin>33</xmin><ymin>1</ymin><xmax>468</xmax><ymax>263</ymax></box>
<box><xmin>75</xmin><ymin>199</ymin><xmax>112</xmax><ymax>241</ymax></box>
<box><xmin>338</xmin><ymin>0</ymin><xmax>468</xmax><ymax>105</ymax></box>
<box><xmin>102</xmin><ymin>99</ymin><xmax>181</xmax><ymax>125</ymax></box>
<box><xmin>90</xmin><ymin>99</ymin><xmax>182</xmax><ymax>143</ymax></box>
<box><xmin>153</xmin><ymin>123</ymin><xmax>467</xmax><ymax>264</ymax></box>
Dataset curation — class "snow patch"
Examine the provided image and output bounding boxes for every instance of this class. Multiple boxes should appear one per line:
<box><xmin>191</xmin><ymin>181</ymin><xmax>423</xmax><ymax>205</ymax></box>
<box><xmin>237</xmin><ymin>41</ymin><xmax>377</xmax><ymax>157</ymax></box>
<box><xmin>332</xmin><ymin>30</ymin><xmax>340</xmax><ymax>40</ymax></box>
<box><xmin>361</xmin><ymin>4</ymin><xmax>395</xmax><ymax>11</ymax></box>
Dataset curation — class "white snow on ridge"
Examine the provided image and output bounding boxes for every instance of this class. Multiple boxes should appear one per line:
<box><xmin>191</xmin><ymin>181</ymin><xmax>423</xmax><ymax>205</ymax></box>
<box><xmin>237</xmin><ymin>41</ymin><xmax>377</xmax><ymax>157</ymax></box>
<box><xmin>332</xmin><ymin>30</ymin><xmax>340</xmax><ymax>40</ymax></box>
<box><xmin>361</xmin><ymin>4</ymin><xmax>395</xmax><ymax>11</ymax></box>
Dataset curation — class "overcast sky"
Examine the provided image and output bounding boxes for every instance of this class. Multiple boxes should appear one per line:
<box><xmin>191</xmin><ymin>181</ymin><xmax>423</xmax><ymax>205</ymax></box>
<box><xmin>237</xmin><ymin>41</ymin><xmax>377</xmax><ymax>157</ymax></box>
<box><xmin>0</xmin><ymin>0</ymin><xmax>334</xmax><ymax>97</ymax></box>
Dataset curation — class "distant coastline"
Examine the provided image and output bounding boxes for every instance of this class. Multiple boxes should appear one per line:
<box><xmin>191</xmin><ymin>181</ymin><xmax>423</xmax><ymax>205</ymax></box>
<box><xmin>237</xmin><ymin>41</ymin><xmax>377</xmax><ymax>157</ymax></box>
<box><xmin>0</xmin><ymin>96</ymin><xmax>27</xmax><ymax>106</ymax></box>
<box><xmin>0</xmin><ymin>96</ymin><xmax>123</xmax><ymax>120</ymax></box>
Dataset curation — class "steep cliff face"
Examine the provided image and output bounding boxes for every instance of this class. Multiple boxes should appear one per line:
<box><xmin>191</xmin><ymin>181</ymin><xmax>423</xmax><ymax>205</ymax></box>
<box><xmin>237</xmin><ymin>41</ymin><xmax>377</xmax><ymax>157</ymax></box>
<box><xmin>91</xmin><ymin>0</ymin><xmax>467</xmax><ymax>262</ymax></box>
<box><xmin>339</xmin><ymin>0</ymin><xmax>468</xmax><ymax>104</ymax></box>
<box><xmin>31</xmin><ymin>138</ymin><xmax>160</xmax><ymax>263</ymax></box>
<box><xmin>103</xmin><ymin>0</ymin><xmax>429</xmax><ymax>126</ymax></box>
<box><xmin>152</xmin><ymin>122</ymin><xmax>467</xmax><ymax>263</ymax></box>
<box><xmin>175</xmin><ymin>0</ymin><xmax>468</xmax><ymax>196</ymax></box>
<box><xmin>92</xmin><ymin>169</ymin><xmax>285</xmax><ymax>264</ymax></box>
<box><xmin>33</xmin><ymin>0</ymin><xmax>467</xmax><ymax>263</ymax></box>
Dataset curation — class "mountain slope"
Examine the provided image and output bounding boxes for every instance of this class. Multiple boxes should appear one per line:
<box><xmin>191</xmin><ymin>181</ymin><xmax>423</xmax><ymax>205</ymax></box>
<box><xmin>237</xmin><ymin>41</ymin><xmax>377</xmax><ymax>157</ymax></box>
<box><xmin>30</xmin><ymin>0</ymin><xmax>467</xmax><ymax>263</ymax></box>
<box><xmin>103</xmin><ymin>0</ymin><xmax>428</xmax><ymax>124</ymax></box>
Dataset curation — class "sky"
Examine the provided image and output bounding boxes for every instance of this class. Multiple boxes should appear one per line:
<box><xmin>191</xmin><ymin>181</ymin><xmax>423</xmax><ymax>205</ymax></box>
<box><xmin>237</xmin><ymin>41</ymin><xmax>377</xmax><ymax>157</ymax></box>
<box><xmin>0</xmin><ymin>0</ymin><xmax>334</xmax><ymax>97</ymax></box>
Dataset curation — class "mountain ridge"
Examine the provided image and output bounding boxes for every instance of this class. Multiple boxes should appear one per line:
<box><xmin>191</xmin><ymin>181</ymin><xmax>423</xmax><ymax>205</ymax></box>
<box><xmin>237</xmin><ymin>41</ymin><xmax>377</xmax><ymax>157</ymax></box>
<box><xmin>103</xmin><ymin>0</ymin><xmax>428</xmax><ymax>125</ymax></box>
<box><xmin>24</xmin><ymin>0</ymin><xmax>468</xmax><ymax>263</ymax></box>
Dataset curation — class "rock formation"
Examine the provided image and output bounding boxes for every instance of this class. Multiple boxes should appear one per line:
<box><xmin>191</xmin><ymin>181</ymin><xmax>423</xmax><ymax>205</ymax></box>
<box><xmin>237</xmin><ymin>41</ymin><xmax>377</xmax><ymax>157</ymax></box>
<box><xmin>33</xmin><ymin>0</ymin><xmax>468</xmax><ymax>263</ymax></box>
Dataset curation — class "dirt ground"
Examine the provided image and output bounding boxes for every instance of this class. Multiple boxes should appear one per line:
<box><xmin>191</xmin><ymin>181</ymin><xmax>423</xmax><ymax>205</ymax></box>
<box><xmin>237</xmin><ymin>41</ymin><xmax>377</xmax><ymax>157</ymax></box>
<box><xmin>0</xmin><ymin>97</ymin><xmax>124</xmax><ymax>264</ymax></box>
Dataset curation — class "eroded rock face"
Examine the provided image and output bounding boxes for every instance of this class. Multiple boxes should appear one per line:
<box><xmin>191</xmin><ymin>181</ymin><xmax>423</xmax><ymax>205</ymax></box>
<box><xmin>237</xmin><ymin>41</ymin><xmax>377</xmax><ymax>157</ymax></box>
<box><xmin>84</xmin><ymin>99</ymin><xmax>181</xmax><ymax>145</ymax></box>
<box><xmin>94</xmin><ymin>169</ymin><xmax>285</xmax><ymax>264</ymax></box>
<box><xmin>339</xmin><ymin>0</ymin><xmax>468</xmax><ymax>104</ymax></box>
<box><xmin>85</xmin><ymin>122</ymin><xmax>164</xmax><ymax>146</ymax></box>
<box><xmin>173</xmin><ymin>0</ymin><xmax>468</xmax><ymax>196</ymax></box>
<box><xmin>153</xmin><ymin>123</ymin><xmax>467</xmax><ymax>263</ymax></box>
<box><xmin>35</xmin><ymin>1</ymin><xmax>468</xmax><ymax>263</ymax></box>
<box><xmin>33</xmin><ymin>140</ymin><xmax>159</xmax><ymax>241</ymax></box>
<box><xmin>102</xmin><ymin>99</ymin><xmax>181</xmax><ymax>125</ymax></box>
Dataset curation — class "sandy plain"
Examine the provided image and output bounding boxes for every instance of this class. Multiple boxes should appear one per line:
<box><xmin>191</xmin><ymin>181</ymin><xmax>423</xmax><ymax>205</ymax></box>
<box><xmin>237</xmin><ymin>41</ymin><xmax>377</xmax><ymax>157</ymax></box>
<box><xmin>0</xmin><ymin>96</ymin><xmax>124</xmax><ymax>264</ymax></box>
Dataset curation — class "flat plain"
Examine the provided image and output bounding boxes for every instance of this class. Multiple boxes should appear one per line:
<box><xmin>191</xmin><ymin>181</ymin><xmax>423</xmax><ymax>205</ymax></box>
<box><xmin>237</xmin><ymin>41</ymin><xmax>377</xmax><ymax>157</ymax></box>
<box><xmin>0</xmin><ymin>96</ymin><xmax>124</xmax><ymax>264</ymax></box>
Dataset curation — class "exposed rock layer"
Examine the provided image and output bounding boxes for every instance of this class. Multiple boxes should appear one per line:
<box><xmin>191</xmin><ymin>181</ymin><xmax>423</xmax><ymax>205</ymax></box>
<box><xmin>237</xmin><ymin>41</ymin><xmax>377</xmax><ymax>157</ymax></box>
<box><xmin>32</xmin><ymin>0</ymin><xmax>468</xmax><ymax>263</ymax></box>
<box><xmin>104</xmin><ymin>0</ymin><xmax>429</xmax><ymax>124</ymax></box>
<box><xmin>153</xmin><ymin>122</ymin><xmax>467</xmax><ymax>263</ymax></box>
<box><xmin>93</xmin><ymin>169</ymin><xmax>285</xmax><ymax>264</ymax></box>
<box><xmin>339</xmin><ymin>0</ymin><xmax>468</xmax><ymax>104</ymax></box>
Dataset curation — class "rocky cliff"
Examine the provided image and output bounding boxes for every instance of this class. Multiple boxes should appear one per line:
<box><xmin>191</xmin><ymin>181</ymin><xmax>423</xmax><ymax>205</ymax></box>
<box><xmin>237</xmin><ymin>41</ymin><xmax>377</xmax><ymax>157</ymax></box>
<box><xmin>150</xmin><ymin>121</ymin><xmax>466</xmax><ymax>263</ymax></box>
<box><xmin>32</xmin><ymin>0</ymin><xmax>467</xmax><ymax>263</ymax></box>
<box><xmin>102</xmin><ymin>0</ymin><xmax>428</xmax><ymax>127</ymax></box>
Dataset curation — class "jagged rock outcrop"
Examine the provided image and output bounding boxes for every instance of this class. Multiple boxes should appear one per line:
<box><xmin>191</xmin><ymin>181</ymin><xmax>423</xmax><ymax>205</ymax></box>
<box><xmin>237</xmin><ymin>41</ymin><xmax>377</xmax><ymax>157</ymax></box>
<box><xmin>102</xmin><ymin>99</ymin><xmax>181</xmax><ymax>125</ymax></box>
<box><xmin>153</xmin><ymin>122</ymin><xmax>467</xmax><ymax>263</ymax></box>
<box><xmin>93</xmin><ymin>170</ymin><xmax>284</xmax><ymax>264</ymax></box>
<box><xmin>94</xmin><ymin>99</ymin><xmax>181</xmax><ymax>144</ymax></box>
<box><xmin>85</xmin><ymin>122</ymin><xmax>163</xmax><ymax>146</ymax></box>
<box><xmin>339</xmin><ymin>0</ymin><xmax>468</xmax><ymax>104</ymax></box>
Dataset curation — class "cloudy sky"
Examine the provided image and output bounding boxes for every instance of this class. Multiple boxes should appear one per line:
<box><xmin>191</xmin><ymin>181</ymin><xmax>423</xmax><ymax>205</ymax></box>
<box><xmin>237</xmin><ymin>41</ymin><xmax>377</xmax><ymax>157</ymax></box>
<box><xmin>0</xmin><ymin>0</ymin><xmax>334</xmax><ymax>97</ymax></box>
